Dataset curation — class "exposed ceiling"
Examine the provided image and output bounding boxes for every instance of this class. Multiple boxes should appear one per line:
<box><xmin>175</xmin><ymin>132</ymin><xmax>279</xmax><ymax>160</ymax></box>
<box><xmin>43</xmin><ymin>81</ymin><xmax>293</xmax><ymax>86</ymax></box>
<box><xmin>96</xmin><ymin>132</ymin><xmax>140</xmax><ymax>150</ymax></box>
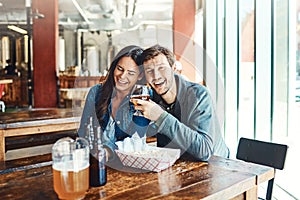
<box><xmin>0</xmin><ymin>0</ymin><xmax>173</xmax><ymax>36</ymax></box>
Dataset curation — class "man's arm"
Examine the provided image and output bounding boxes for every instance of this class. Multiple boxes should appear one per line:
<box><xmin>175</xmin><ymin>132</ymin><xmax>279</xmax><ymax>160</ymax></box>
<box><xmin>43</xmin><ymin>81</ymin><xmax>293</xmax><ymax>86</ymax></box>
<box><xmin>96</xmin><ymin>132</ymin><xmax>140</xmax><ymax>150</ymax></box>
<box><xmin>134</xmin><ymin>87</ymin><xmax>216</xmax><ymax>161</ymax></box>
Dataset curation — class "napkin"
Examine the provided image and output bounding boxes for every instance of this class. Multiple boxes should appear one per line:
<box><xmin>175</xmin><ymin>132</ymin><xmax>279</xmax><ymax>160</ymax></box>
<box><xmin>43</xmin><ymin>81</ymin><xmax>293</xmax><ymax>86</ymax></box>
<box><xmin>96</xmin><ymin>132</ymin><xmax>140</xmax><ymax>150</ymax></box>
<box><xmin>115</xmin><ymin>133</ymin><xmax>181</xmax><ymax>172</ymax></box>
<box><xmin>116</xmin><ymin>132</ymin><xmax>146</xmax><ymax>152</ymax></box>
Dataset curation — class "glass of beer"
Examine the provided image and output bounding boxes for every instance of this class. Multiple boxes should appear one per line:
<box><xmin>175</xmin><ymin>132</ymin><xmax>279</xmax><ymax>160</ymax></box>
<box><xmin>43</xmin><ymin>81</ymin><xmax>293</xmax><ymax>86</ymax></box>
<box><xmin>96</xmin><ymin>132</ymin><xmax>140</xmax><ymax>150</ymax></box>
<box><xmin>130</xmin><ymin>84</ymin><xmax>151</xmax><ymax>116</ymax></box>
<box><xmin>130</xmin><ymin>84</ymin><xmax>151</xmax><ymax>139</ymax></box>
<box><xmin>52</xmin><ymin>137</ymin><xmax>89</xmax><ymax>200</ymax></box>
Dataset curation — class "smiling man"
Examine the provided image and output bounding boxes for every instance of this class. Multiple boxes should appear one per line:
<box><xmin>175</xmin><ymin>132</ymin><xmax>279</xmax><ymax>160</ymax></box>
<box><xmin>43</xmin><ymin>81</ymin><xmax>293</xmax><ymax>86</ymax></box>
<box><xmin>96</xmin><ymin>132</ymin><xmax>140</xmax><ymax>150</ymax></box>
<box><xmin>132</xmin><ymin>44</ymin><xmax>229</xmax><ymax>161</ymax></box>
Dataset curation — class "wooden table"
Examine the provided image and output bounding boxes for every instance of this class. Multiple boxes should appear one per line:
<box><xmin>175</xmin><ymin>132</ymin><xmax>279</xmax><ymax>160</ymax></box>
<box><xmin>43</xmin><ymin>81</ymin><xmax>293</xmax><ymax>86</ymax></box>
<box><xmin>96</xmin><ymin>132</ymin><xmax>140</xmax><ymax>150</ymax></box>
<box><xmin>0</xmin><ymin>108</ymin><xmax>80</xmax><ymax>161</ymax></box>
<box><xmin>0</xmin><ymin>156</ymin><xmax>274</xmax><ymax>200</ymax></box>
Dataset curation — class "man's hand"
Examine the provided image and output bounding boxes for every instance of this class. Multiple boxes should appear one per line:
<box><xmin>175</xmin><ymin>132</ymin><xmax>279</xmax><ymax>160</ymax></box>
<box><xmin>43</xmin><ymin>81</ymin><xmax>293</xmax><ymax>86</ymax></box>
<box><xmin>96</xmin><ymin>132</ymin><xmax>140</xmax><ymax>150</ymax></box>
<box><xmin>130</xmin><ymin>99</ymin><xmax>165</xmax><ymax>121</ymax></box>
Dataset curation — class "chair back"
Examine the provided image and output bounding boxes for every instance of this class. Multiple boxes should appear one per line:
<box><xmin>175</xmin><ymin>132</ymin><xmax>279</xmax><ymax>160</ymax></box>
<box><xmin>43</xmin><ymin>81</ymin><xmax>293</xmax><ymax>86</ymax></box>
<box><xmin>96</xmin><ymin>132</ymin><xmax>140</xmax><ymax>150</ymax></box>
<box><xmin>237</xmin><ymin>137</ymin><xmax>287</xmax><ymax>170</ymax></box>
<box><xmin>236</xmin><ymin>137</ymin><xmax>288</xmax><ymax>200</ymax></box>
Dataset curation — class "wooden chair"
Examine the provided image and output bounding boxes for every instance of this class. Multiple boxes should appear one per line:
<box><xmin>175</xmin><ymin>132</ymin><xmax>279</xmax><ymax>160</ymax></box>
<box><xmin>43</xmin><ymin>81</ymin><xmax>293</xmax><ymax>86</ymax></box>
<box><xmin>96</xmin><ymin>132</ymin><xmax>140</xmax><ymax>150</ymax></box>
<box><xmin>236</xmin><ymin>137</ymin><xmax>288</xmax><ymax>200</ymax></box>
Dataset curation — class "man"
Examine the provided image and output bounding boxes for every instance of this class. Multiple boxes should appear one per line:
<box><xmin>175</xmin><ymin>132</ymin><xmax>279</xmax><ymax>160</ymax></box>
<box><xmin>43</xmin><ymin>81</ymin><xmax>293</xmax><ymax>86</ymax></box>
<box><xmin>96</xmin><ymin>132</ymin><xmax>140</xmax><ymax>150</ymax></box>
<box><xmin>131</xmin><ymin>44</ymin><xmax>229</xmax><ymax>161</ymax></box>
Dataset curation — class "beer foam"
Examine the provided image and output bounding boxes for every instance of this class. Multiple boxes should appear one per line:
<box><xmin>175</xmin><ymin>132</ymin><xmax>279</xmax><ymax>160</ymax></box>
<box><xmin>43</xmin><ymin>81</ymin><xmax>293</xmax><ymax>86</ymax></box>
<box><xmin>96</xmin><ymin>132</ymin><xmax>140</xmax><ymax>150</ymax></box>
<box><xmin>73</xmin><ymin>149</ymin><xmax>88</xmax><ymax>172</ymax></box>
<box><xmin>53</xmin><ymin>160</ymin><xmax>89</xmax><ymax>172</ymax></box>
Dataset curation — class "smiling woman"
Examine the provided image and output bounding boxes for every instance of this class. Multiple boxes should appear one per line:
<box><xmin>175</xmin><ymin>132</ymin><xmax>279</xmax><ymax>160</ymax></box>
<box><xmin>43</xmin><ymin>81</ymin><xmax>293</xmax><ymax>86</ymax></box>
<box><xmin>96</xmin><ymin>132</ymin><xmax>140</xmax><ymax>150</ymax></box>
<box><xmin>77</xmin><ymin>45</ymin><xmax>146</xmax><ymax>166</ymax></box>
<box><xmin>113</xmin><ymin>56</ymin><xmax>143</xmax><ymax>95</ymax></box>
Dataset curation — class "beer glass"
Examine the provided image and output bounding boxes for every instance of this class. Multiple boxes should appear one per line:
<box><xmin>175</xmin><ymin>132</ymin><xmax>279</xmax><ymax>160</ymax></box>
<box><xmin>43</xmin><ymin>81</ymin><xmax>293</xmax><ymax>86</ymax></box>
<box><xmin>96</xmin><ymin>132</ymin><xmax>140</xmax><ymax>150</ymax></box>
<box><xmin>130</xmin><ymin>84</ymin><xmax>151</xmax><ymax>116</ymax></box>
<box><xmin>130</xmin><ymin>84</ymin><xmax>151</xmax><ymax>139</ymax></box>
<box><xmin>52</xmin><ymin>137</ymin><xmax>89</xmax><ymax>200</ymax></box>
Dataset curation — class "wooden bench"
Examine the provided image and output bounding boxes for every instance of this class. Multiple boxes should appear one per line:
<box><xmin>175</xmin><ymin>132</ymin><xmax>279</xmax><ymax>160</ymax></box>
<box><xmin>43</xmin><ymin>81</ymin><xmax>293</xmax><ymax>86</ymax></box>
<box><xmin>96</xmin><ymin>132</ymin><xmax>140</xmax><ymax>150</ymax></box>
<box><xmin>0</xmin><ymin>153</ymin><xmax>52</xmax><ymax>175</ymax></box>
<box><xmin>0</xmin><ymin>108</ymin><xmax>80</xmax><ymax>161</ymax></box>
<box><xmin>5</xmin><ymin>130</ymin><xmax>76</xmax><ymax>151</ymax></box>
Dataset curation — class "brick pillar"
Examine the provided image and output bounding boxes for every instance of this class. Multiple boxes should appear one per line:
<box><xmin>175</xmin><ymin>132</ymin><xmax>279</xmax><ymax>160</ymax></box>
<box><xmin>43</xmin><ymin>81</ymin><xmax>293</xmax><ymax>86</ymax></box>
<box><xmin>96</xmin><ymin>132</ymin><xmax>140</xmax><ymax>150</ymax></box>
<box><xmin>32</xmin><ymin>0</ymin><xmax>58</xmax><ymax>107</ymax></box>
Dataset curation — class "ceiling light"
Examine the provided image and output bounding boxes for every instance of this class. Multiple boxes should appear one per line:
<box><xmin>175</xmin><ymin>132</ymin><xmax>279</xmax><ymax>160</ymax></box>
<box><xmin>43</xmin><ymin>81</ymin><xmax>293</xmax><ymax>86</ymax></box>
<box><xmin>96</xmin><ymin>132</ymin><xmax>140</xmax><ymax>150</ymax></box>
<box><xmin>7</xmin><ymin>25</ymin><xmax>28</xmax><ymax>34</ymax></box>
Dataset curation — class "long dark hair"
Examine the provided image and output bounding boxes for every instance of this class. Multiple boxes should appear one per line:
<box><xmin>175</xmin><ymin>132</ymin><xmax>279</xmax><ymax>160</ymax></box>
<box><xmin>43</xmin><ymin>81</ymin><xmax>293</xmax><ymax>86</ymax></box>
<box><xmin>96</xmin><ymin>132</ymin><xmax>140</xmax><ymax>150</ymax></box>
<box><xmin>96</xmin><ymin>45</ymin><xmax>143</xmax><ymax>125</ymax></box>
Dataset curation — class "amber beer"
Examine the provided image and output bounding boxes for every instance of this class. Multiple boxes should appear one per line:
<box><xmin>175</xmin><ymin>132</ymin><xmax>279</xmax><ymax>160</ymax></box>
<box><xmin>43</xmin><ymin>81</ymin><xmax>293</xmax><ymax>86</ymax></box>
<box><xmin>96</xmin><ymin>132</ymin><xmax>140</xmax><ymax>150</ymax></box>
<box><xmin>130</xmin><ymin>94</ymin><xmax>150</xmax><ymax>105</ymax></box>
<box><xmin>53</xmin><ymin>161</ymin><xmax>89</xmax><ymax>200</ymax></box>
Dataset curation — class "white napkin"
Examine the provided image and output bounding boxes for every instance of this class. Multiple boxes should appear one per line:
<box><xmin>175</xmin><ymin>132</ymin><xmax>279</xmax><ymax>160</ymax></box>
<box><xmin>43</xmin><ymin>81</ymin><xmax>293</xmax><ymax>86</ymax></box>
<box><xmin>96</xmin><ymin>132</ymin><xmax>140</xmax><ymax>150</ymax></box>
<box><xmin>116</xmin><ymin>132</ymin><xmax>146</xmax><ymax>152</ymax></box>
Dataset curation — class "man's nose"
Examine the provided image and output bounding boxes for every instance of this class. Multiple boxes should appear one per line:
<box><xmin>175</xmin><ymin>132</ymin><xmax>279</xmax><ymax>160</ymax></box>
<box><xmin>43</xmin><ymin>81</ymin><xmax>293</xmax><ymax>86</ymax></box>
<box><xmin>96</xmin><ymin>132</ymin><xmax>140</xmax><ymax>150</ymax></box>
<box><xmin>153</xmin><ymin>69</ymin><xmax>161</xmax><ymax>79</ymax></box>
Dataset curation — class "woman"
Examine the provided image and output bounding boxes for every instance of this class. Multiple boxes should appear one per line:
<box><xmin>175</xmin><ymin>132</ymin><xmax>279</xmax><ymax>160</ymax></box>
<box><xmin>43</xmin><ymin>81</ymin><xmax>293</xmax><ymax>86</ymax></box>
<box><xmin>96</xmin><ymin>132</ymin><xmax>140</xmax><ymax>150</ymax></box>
<box><xmin>78</xmin><ymin>45</ymin><xmax>144</xmax><ymax>161</ymax></box>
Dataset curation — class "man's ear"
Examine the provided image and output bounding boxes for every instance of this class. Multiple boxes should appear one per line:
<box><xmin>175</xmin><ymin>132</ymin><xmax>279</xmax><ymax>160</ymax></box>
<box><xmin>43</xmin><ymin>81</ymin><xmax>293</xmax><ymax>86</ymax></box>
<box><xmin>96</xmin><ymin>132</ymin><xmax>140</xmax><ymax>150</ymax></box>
<box><xmin>171</xmin><ymin>64</ymin><xmax>176</xmax><ymax>71</ymax></box>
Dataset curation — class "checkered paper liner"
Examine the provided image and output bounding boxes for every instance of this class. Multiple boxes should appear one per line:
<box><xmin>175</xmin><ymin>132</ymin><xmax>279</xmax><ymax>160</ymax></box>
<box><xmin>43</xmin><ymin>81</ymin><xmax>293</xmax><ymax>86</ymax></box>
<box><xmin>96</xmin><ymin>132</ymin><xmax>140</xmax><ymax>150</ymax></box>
<box><xmin>115</xmin><ymin>146</ymin><xmax>180</xmax><ymax>172</ymax></box>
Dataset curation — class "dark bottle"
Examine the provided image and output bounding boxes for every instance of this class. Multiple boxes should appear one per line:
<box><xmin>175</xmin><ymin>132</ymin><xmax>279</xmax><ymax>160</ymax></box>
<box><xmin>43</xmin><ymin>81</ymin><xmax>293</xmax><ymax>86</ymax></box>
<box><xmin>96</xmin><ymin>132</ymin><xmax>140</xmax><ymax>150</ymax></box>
<box><xmin>89</xmin><ymin>125</ymin><xmax>107</xmax><ymax>187</ymax></box>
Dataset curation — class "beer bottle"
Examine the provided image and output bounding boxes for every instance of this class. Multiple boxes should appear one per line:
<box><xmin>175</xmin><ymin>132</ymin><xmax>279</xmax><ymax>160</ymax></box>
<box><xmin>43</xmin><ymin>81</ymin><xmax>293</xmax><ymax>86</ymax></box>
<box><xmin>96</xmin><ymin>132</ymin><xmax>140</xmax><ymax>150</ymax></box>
<box><xmin>96</xmin><ymin>126</ymin><xmax>107</xmax><ymax>186</ymax></box>
<box><xmin>85</xmin><ymin>116</ymin><xmax>96</xmax><ymax>186</ymax></box>
<box><xmin>86</xmin><ymin>116</ymin><xmax>94</xmax><ymax>150</ymax></box>
<box><xmin>89</xmin><ymin>122</ymin><xmax>107</xmax><ymax>187</ymax></box>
